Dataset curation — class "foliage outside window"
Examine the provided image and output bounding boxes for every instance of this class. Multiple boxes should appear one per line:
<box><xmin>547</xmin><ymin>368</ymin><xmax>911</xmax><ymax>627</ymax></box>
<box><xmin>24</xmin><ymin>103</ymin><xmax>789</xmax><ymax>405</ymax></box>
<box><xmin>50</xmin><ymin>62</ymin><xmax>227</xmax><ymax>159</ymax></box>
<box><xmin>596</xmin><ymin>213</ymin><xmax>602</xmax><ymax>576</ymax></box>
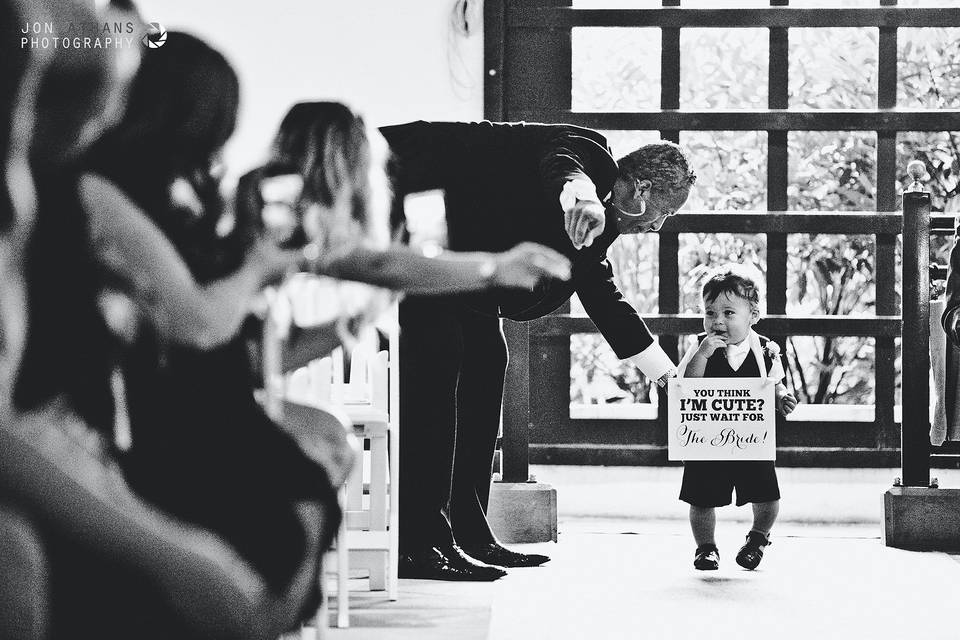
<box><xmin>570</xmin><ymin>18</ymin><xmax>959</xmax><ymax>412</ymax></box>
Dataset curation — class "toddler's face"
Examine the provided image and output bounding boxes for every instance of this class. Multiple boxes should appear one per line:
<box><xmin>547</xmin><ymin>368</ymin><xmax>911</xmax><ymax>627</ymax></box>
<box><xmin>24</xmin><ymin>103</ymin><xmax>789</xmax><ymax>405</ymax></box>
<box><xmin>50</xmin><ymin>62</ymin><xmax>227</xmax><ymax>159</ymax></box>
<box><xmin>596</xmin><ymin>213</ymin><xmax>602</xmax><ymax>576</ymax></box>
<box><xmin>702</xmin><ymin>291</ymin><xmax>758</xmax><ymax>345</ymax></box>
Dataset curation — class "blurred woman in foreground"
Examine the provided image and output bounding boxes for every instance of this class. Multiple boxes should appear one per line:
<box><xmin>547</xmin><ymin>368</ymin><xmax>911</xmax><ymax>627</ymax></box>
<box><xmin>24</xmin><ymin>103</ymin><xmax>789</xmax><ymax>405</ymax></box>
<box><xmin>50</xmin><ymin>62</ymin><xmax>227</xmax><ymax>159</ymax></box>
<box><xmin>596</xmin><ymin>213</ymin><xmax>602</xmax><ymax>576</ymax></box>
<box><xmin>239</xmin><ymin>100</ymin><xmax>572</xmax><ymax>371</ymax></box>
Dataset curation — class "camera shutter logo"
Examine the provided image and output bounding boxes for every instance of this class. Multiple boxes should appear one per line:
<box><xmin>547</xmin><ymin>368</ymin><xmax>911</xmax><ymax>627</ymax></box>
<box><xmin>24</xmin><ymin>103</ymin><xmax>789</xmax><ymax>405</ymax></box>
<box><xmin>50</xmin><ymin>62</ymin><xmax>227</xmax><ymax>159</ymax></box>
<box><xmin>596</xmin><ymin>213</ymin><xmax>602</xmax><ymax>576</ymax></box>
<box><xmin>142</xmin><ymin>23</ymin><xmax>167</xmax><ymax>48</ymax></box>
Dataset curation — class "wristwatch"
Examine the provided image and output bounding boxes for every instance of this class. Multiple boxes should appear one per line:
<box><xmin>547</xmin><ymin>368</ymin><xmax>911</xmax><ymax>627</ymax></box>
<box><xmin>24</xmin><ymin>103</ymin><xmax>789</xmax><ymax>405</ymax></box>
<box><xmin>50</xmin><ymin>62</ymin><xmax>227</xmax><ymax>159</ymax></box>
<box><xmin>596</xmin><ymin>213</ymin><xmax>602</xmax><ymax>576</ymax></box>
<box><xmin>478</xmin><ymin>258</ymin><xmax>497</xmax><ymax>288</ymax></box>
<box><xmin>298</xmin><ymin>242</ymin><xmax>322</xmax><ymax>274</ymax></box>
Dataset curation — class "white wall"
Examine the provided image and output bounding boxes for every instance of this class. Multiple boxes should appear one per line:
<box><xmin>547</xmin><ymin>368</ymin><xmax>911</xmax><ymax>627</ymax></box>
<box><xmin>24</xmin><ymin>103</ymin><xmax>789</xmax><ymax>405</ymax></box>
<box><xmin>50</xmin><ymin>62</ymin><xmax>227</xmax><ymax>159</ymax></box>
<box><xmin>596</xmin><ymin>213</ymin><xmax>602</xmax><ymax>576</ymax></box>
<box><xmin>133</xmin><ymin>0</ymin><xmax>485</xmax><ymax>179</ymax></box>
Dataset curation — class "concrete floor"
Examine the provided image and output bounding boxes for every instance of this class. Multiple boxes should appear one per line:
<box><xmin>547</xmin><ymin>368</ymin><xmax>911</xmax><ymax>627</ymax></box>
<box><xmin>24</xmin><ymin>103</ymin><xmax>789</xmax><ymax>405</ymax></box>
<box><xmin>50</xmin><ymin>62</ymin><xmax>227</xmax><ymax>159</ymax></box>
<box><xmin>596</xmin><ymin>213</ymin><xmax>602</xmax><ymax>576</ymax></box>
<box><xmin>316</xmin><ymin>466</ymin><xmax>960</xmax><ymax>640</ymax></box>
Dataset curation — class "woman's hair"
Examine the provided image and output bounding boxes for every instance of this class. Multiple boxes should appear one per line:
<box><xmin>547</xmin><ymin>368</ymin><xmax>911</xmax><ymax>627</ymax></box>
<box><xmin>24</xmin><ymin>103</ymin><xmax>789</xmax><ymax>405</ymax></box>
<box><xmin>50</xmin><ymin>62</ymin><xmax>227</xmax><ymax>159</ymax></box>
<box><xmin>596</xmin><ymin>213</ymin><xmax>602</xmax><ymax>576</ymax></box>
<box><xmin>0</xmin><ymin>0</ymin><xmax>33</xmax><ymax>231</ymax></box>
<box><xmin>85</xmin><ymin>31</ymin><xmax>242</xmax><ymax>280</ymax></box>
<box><xmin>701</xmin><ymin>267</ymin><xmax>761</xmax><ymax>313</ymax></box>
<box><xmin>269</xmin><ymin>101</ymin><xmax>390</xmax><ymax>251</ymax></box>
<box><xmin>86</xmin><ymin>31</ymin><xmax>238</xmax><ymax>205</ymax></box>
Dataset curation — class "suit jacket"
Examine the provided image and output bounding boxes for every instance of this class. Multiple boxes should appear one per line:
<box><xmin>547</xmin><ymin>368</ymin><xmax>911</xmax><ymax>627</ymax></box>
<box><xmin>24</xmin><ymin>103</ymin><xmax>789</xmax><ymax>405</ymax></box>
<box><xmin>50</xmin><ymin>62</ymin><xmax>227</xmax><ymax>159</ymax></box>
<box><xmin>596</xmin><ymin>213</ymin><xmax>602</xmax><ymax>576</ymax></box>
<box><xmin>380</xmin><ymin>120</ymin><xmax>655</xmax><ymax>359</ymax></box>
<box><xmin>939</xmin><ymin>227</ymin><xmax>960</xmax><ymax>437</ymax></box>
<box><xmin>943</xmin><ymin>228</ymin><xmax>960</xmax><ymax>345</ymax></box>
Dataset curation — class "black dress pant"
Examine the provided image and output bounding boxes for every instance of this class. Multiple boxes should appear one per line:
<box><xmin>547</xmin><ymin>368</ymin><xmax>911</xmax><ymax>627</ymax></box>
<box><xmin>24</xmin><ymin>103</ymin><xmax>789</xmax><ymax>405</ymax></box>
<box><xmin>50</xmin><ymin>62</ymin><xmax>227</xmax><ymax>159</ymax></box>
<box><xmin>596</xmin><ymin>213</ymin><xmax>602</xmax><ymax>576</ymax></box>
<box><xmin>399</xmin><ymin>296</ymin><xmax>508</xmax><ymax>553</ymax></box>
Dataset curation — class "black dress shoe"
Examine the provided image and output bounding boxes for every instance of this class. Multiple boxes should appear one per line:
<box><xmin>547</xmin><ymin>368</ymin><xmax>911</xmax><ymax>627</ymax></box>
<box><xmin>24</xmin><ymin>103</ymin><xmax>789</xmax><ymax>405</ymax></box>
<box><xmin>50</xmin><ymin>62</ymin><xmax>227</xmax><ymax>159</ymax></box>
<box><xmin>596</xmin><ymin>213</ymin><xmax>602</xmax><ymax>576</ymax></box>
<box><xmin>398</xmin><ymin>545</ymin><xmax>507</xmax><ymax>581</ymax></box>
<box><xmin>461</xmin><ymin>542</ymin><xmax>551</xmax><ymax>568</ymax></box>
<box><xmin>694</xmin><ymin>544</ymin><xmax>720</xmax><ymax>571</ymax></box>
<box><xmin>735</xmin><ymin>531</ymin><xmax>770</xmax><ymax>570</ymax></box>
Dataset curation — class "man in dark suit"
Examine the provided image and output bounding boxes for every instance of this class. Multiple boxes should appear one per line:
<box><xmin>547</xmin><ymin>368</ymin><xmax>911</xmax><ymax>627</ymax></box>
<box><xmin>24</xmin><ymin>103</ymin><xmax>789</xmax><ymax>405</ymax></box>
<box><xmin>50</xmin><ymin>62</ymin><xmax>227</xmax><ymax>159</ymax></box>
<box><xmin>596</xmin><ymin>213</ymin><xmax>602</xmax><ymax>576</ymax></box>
<box><xmin>381</xmin><ymin>121</ymin><xmax>696</xmax><ymax>580</ymax></box>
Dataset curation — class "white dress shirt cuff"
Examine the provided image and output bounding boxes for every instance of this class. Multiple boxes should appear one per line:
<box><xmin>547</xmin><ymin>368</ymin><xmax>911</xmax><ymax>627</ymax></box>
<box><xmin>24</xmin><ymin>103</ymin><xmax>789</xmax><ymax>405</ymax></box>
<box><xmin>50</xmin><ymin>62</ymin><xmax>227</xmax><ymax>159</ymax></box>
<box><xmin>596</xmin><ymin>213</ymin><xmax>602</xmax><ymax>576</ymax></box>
<box><xmin>626</xmin><ymin>342</ymin><xmax>677</xmax><ymax>381</ymax></box>
<box><xmin>559</xmin><ymin>177</ymin><xmax>603</xmax><ymax>214</ymax></box>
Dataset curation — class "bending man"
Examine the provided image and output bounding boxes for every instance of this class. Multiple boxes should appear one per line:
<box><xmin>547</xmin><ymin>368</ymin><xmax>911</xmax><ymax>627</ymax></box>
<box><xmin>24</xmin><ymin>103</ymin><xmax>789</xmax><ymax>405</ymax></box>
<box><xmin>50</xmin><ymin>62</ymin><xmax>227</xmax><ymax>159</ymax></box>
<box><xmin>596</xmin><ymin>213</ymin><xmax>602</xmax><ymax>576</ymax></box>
<box><xmin>381</xmin><ymin>121</ymin><xmax>696</xmax><ymax>580</ymax></box>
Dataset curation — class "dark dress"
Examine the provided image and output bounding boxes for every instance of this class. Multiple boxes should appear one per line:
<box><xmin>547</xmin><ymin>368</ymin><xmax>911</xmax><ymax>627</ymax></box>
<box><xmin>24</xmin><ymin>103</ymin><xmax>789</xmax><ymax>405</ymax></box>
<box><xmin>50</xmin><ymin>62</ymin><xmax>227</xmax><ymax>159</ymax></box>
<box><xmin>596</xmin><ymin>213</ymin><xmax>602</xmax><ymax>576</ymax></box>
<box><xmin>101</xmin><ymin>171</ymin><xmax>340</xmax><ymax>595</ymax></box>
<box><xmin>14</xmin><ymin>169</ymin><xmax>204</xmax><ymax>639</ymax></box>
<box><xmin>22</xmin><ymin>161</ymin><xmax>339</xmax><ymax>600</ymax></box>
<box><xmin>119</xmin><ymin>322</ymin><xmax>339</xmax><ymax>594</ymax></box>
<box><xmin>14</xmin><ymin>166</ymin><xmax>116</xmax><ymax>436</ymax></box>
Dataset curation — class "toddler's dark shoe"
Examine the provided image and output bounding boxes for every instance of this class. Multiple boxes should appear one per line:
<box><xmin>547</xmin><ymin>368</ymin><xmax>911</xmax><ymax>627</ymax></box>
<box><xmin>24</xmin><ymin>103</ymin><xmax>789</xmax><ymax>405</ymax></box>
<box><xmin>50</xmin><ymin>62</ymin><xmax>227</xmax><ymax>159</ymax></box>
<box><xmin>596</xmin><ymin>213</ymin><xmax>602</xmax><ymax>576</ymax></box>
<box><xmin>693</xmin><ymin>544</ymin><xmax>719</xmax><ymax>570</ymax></box>
<box><xmin>735</xmin><ymin>531</ymin><xmax>770</xmax><ymax>570</ymax></box>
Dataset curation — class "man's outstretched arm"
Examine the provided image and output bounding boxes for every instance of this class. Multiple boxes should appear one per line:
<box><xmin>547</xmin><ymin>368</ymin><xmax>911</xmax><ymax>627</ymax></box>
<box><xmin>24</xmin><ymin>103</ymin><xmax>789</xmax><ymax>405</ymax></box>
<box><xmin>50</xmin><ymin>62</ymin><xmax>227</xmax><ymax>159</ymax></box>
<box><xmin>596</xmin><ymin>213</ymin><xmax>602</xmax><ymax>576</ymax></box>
<box><xmin>576</xmin><ymin>258</ymin><xmax>677</xmax><ymax>385</ymax></box>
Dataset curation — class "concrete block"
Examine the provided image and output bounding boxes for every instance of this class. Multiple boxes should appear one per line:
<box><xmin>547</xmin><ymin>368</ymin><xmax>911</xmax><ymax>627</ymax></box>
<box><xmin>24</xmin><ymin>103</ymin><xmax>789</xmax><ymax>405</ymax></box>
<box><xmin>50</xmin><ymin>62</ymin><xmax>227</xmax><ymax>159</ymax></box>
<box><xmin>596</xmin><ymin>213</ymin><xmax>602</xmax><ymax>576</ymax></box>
<box><xmin>883</xmin><ymin>487</ymin><xmax>960</xmax><ymax>551</ymax></box>
<box><xmin>488</xmin><ymin>482</ymin><xmax>558</xmax><ymax>544</ymax></box>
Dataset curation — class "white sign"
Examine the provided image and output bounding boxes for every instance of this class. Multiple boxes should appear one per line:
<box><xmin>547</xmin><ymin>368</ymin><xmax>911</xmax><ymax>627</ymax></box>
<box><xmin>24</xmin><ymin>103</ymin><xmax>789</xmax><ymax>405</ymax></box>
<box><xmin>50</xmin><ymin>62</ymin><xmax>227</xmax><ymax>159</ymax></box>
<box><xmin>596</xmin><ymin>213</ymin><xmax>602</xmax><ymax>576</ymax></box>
<box><xmin>667</xmin><ymin>378</ymin><xmax>776</xmax><ymax>461</ymax></box>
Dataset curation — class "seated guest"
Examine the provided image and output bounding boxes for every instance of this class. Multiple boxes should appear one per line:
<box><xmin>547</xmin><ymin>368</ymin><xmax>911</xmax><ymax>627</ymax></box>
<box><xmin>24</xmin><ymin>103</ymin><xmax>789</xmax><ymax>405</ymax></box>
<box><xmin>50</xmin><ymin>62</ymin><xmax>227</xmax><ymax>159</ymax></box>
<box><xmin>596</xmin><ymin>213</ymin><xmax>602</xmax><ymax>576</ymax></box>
<box><xmin>80</xmin><ymin>32</ymin><xmax>341</xmax><ymax>630</ymax></box>
<box><xmin>1</xmin><ymin>0</ymin><xmax>53</xmax><ymax>637</ymax></box>
<box><xmin>237</xmin><ymin>101</ymin><xmax>573</xmax><ymax>371</ymax></box>
<box><xmin>6</xmin><ymin>4</ymin><xmax>302</xmax><ymax>640</ymax></box>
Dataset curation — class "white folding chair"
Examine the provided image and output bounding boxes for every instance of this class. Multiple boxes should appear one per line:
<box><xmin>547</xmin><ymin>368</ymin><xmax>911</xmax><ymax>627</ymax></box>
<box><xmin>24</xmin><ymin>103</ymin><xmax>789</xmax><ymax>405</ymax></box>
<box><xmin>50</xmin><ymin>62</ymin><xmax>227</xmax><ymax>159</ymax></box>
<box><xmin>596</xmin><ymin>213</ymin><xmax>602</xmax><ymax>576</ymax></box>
<box><xmin>302</xmin><ymin>324</ymin><xmax>398</xmax><ymax>601</ymax></box>
<box><xmin>337</xmin><ymin>346</ymin><xmax>398</xmax><ymax>599</ymax></box>
<box><xmin>266</xmin><ymin>280</ymin><xmax>400</xmax><ymax>634</ymax></box>
<box><xmin>262</xmin><ymin>300</ymin><xmax>353</xmax><ymax>636</ymax></box>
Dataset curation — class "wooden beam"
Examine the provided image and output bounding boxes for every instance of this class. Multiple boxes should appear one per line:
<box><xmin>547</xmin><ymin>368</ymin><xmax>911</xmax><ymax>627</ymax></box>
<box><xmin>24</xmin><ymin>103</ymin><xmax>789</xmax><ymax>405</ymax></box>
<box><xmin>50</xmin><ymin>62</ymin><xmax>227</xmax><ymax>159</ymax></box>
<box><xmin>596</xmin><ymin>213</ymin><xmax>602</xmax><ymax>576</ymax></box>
<box><xmin>483</xmin><ymin>0</ymin><xmax>506</xmax><ymax>120</ymax></box>
<box><xmin>659</xmin><ymin>212</ymin><xmax>904</xmax><ymax>234</ymax></box>
<box><xmin>767</xmin><ymin>6</ymin><xmax>788</xmax><ymax>314</ymax></box>
<box><xmin>528</xmin><ymin>445</ymin><xmax>903</xmax><ymax>468</ymax></box>
<box><xmin>510</xmin><ymin>109</ymin><xmax>960</xmax><ymax>132</ymax></box>
<box><xmin>533</xmin><ymin>314</ymin><xmax>903</xmax><ymax>338</ymax></box>
<box><xmin>508</xmin><ymin>7</ymin><xmax>960</xmax><ymax>29</ymax></box>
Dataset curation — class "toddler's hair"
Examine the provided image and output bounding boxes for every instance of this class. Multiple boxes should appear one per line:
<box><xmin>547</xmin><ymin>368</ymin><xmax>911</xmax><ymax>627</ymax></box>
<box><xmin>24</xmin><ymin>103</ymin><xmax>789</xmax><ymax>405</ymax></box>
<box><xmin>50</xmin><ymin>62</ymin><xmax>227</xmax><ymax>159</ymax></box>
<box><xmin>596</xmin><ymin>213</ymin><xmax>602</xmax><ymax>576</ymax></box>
<box><xmin>702</xmin><ymin>267</ymin><xmax>761</xmax><ymax>312</ymax></box>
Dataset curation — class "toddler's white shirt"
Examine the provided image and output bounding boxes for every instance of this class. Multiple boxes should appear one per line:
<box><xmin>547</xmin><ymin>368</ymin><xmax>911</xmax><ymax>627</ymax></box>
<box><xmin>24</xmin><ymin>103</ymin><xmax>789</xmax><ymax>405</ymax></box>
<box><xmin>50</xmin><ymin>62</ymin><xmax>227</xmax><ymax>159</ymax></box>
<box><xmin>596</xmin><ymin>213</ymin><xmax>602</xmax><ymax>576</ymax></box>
<box><xmin>725</xmin><ymin>339</ymin><xmax>752</xmax><ymax>371</ymax></box>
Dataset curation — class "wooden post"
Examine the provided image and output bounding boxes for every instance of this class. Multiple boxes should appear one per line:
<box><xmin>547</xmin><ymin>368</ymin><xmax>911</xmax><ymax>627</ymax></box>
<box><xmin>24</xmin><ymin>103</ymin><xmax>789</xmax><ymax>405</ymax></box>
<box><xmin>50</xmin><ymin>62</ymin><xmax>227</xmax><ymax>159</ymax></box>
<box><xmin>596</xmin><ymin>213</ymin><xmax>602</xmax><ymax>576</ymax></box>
<box><xmin>502</xmin><ymin>319</ymin><xmax>531</xmax><ymax>483</ymax></box>
<box><xmin>900</xmin><ymin>162</ymin><xmax>931</xmax><ymax>487</ymax></box>
<box><xmin>497</xmin><ymin>0</ymin><xmax>573</xmax><ymax>482</ymax></box>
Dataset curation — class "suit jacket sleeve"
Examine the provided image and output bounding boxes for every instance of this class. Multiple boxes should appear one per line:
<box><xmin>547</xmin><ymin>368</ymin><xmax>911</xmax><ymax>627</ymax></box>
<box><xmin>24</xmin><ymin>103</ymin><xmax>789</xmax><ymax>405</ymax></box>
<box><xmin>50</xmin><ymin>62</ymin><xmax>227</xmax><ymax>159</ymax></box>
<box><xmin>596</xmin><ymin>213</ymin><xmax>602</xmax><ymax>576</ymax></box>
<box><xmin>380</xmin><ymin>120</ymin><xmax>503</xmax><ymax>195</ymax></box>
<box><xmin>575</xmin><ymin>257</ymin><xmax>657</xmax><ymax>360</ymax></box>
<box><xmin>538</xmin><ymin>127</ymin><xmax>619</xmax><ymax>206</ymax></box>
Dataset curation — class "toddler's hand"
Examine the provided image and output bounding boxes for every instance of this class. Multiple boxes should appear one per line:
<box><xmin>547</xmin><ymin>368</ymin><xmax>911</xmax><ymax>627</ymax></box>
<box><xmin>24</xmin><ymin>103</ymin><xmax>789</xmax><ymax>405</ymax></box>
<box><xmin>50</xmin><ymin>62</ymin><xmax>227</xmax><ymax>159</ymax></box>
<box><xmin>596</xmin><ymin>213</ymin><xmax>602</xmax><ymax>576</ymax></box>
<box><xmin>697</xmin><ymin>332</ymin><xmax>727</xmax><ymax>359</ymax></box>
<box><xmin>777</xmin><ymin>392</ymin><xmax>798</xmax><ymax>416</ymax></box>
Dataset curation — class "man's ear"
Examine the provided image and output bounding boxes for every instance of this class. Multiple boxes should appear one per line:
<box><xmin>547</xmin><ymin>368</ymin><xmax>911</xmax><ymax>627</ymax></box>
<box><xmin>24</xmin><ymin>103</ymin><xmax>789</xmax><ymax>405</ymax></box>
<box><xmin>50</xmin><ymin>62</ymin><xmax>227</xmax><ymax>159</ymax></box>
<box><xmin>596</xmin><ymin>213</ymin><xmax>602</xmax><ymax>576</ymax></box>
<box><xmin>634</xmin><ymin>178</ymin><xmax>652</xmax><ymax>200</ymax></box>
<box><xmin>750</xmin><ymin>308</ymin><xmax>760</xmax><ymax>325</ymax></box>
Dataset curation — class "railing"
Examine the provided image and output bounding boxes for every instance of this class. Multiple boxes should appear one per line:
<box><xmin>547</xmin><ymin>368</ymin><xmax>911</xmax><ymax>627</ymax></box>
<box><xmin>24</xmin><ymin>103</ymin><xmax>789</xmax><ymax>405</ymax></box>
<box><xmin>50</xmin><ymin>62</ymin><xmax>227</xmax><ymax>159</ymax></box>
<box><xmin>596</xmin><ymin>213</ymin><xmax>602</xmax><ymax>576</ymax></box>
<box><xmin>487</xmin><ymin>0</ymin><xmax>960</xmax><ymax>480</ymax></box>
<box><xmin>901</xmin><ymin>164</ymin><xmax>931</xmax><ymax>487</ymax></box>
<box><xmin>502</xmin><ymin>208</ymin><xmax>958</xmax><ymax>481</ymax></box>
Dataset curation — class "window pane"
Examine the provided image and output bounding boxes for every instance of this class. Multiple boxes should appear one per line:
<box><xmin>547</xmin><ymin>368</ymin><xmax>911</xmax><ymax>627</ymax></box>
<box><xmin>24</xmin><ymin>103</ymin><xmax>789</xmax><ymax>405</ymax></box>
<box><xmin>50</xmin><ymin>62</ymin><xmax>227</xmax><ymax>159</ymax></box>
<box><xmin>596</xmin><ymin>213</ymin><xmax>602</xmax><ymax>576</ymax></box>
<box><xmin>681</xmin><ymin>131</ymin><xmax>768</xmax><ymax>210</ymax></box>
<box><xmin>680</xmin><ymin>28</ymin><xmax>768</xmax><ymax>109</ymax></box>
<box><xmin>898</xmin><ymin>0</ymin><xmax>960</xmax><ymax>6</ymax></box>
<box><xmin>897</xmin><ymin>132</ymin><xmax>960</xmax><ymax>214</ymax></box>
<box><xmin>789</xmin><ymin>28</ymin><xmax>878</xmax><ymax>109</ymax></box>
<box><xmin>612</xmin><ymin>235</ymin><xmax>660</xmax><ymax>314</ymax></box>
<box><xmin>572</xmin><ymin>0</ymin><xmax>660</xmax><ymax>7</ymax></box>
<box><xmin>678</xmin><ymin>234</ymin><xmax>767</xmax><ymax>314</ymax></box>
<box><xmin>785</xmin><ymin>336</ymin><xmax>876</xmax><ymax>408</ymax></box>
<box><xmin>790</xmin><ymin>0</ymin><xmax>877</xmax><ymax>6</ymax></box>
<box><xmin>682</xmin><ymin>0</ymin><xmax>778</xmax><ymax>6</ymax></box>
<box><xmin>599</xmin><ymin>129</ymin><xmax>663</xmax><ymax>160</ymax></box>
<box><xmin>571</xmin><ymin>234</ymin><xmax>660</xmax><ymax>316</ymax></box>
<box><xmin>788</xmin><ymin>131</ymin><xmax>877</xmax><ymax>211</ymax></box>
<box><xmin>570</xmin><ymin>334</ymin><xmax>656</xmax><ymax>407</ymax></box>
<box><xmin>786</xmin><ymin>234</ymin><xmax>875</xmax><ymax>317</ymax></box>
<box><xmin>572</xmin><ymin>28</ymin><xmax>661</xmax><ymax>112</ymax></box>
<box><xmin>899</xmin><ymin>28</ymin><xmax>960</xmax><ymax>109</ymax></box>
